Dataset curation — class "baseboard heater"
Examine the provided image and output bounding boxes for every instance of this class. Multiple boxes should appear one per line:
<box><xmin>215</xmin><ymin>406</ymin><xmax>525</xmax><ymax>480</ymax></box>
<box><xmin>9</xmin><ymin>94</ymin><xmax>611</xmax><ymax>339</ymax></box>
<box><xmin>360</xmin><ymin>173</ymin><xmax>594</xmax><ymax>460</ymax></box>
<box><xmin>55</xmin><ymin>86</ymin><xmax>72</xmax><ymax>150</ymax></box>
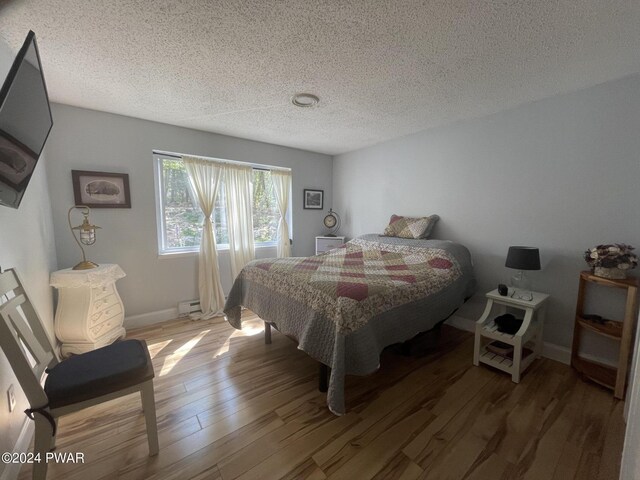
<box><xmin>177</xmin><ymin>300</ymin><xmax>201</xmax><ymax>317</ymax></box>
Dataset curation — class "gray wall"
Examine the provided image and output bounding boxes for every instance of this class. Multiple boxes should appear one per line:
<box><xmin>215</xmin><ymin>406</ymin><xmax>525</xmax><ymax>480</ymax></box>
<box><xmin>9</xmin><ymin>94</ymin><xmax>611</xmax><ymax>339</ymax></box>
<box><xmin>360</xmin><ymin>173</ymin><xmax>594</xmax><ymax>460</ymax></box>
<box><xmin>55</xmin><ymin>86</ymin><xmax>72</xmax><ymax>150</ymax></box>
<box><xmin>333</xmin><ymin>75</ymin><xmax>640</xmax><ymax>349</ymax></box>
<box><xmin>0</xmin><ymin>39</ymin><xmax>57</xmax><ymax>475</ymax></box>
<box><xmin>45</xmin><ymin>104</ymin><xmax>333</xmax><ymax>319</ymax></box>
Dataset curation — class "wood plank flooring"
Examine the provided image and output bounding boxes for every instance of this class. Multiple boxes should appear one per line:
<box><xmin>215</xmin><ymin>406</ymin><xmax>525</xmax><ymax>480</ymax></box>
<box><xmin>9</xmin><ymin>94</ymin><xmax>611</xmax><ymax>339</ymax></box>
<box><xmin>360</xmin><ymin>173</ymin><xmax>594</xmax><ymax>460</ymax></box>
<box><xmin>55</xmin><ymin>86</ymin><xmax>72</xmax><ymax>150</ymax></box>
<box><xmin>19</xmin><ymin>311</ymin><xmax>624</xmax><ymax>480</ymax></box>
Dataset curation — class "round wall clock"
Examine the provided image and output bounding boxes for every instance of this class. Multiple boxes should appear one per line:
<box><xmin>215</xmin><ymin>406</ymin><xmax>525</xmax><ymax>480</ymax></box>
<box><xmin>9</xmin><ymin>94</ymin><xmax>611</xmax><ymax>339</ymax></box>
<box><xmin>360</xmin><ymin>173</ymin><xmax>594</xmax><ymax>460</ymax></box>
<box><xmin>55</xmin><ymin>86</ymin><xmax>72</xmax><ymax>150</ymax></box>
<box><xmin>323</xmin><ymin>208</ymin><xmax>341</xmax><ymax>236</ymax></box>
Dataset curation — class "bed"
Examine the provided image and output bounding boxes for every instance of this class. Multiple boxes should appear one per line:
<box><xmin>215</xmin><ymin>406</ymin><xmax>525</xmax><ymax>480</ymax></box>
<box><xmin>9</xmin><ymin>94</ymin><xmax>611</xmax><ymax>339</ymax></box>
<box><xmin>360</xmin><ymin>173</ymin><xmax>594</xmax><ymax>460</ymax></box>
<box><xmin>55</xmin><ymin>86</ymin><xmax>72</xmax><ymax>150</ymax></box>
<box><xmin>223</xmin><ymin>234</ymin><xmax>476</xmax><ymax>414</ymax></box>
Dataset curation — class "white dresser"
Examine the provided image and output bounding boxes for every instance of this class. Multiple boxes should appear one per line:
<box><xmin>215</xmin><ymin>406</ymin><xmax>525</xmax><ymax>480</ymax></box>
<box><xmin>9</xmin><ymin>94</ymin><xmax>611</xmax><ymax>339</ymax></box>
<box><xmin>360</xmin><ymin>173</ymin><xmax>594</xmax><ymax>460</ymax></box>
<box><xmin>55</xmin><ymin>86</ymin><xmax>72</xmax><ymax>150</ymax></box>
<box><xmin>315</xmin><ymin>236</ymin><xmax>346</xmax><ymax>254</ymax></box>
<box><xmin>50</xmin><ymin>264</ymin><xmax>126</xmax><ymax>357</ymax></box>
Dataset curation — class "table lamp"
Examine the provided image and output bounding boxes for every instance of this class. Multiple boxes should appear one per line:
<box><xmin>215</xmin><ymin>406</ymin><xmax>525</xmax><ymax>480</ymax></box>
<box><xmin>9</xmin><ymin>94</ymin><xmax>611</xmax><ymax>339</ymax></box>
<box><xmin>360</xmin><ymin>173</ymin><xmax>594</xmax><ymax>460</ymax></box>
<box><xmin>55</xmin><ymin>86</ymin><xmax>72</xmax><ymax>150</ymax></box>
<box><xmin>505</xmin><ymin>246</ymin><xmax>540</xmax><ymax>301</ymax></box>
<box><xmin>68</xmin><ymin>205</ymin><xmax>101</xmax><ymax>270</ymax></box>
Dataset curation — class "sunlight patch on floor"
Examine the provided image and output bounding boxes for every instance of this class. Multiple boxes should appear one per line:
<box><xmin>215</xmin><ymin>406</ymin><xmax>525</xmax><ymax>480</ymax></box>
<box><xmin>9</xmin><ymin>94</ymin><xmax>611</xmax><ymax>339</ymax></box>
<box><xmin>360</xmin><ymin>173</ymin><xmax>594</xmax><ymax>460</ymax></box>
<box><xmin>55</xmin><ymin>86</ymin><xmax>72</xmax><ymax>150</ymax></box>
<box><xmin>211</xmin><ymin>321</ymin><xmax>264</xmax><ymax>359</ymax></box>
<box><xmin>232</xmin><ymin>322</ymin><xmax>264</xmax><ymax>337</ymax></box>
<box><xmin>146</xmin><ymin>339</ymin><xmax>172</xmax><ymax>359</ymax></box>
<box><xmin>159</xmin><ymin>330</ymin><xmax>210</xmax><ymax>376</ymax></box>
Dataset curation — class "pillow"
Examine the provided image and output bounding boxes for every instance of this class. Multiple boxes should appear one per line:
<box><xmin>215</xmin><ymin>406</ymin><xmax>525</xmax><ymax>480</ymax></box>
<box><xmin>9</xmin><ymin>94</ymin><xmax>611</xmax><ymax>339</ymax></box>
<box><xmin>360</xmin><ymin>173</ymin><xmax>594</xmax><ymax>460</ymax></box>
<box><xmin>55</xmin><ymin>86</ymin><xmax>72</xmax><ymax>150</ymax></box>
<box><xmin>382</xmin><ymin>214</ymin><xmax>439</xmax><ymax>239</ymax></box>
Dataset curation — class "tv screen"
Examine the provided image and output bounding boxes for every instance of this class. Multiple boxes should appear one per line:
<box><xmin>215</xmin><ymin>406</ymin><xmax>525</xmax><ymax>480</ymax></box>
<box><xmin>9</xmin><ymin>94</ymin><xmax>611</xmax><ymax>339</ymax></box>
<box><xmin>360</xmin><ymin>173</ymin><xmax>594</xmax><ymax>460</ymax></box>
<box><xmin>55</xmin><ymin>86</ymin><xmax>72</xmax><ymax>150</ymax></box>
<box><xmin>0</xmin><ymin>31</ymin><xmax>53</xmax><ymax>209</ymax></box>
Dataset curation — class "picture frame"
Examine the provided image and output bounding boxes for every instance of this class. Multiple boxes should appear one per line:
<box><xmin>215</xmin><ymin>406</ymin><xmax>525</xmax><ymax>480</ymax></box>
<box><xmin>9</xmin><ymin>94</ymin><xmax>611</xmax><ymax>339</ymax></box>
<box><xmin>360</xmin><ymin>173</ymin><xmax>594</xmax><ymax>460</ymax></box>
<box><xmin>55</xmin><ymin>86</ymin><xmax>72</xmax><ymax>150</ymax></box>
<box><xmin>303</xmin><ymin>189</ymin><xmax>324</xmax><ymax>210</ymax></box>
<box><xmin>0</xmin><ymin>132</ymin><xmax>38</xmax><ymax>191</ymax></box>
<box><xmin>72</xmin><ymin>170</ymin><xmax>131</xmax><ymax>208</ymax></box>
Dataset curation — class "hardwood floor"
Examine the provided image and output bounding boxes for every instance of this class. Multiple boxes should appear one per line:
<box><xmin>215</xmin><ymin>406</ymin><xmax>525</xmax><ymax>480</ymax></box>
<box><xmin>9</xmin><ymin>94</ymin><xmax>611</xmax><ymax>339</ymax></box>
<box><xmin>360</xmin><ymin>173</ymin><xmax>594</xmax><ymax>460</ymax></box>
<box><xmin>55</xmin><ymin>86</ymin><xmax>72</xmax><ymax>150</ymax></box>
<box><xmin>19</xmin><ymin>311</ymin><xmax>624</xmax><ymax>480</ymax></box>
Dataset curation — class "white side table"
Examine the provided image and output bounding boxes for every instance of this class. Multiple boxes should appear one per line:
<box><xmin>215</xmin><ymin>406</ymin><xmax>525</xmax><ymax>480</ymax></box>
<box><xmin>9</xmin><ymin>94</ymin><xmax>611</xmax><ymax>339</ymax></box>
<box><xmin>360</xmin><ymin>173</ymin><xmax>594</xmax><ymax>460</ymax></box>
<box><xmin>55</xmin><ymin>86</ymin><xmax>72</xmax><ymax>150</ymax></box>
<box><xmin>50</xmin><ymin>264</ymin><xmax>126</xmax><ymax>357</ymax></box>
<box><xmin>473</xmin><ymin>289</ymin><xmax>549</xmax><ymax>382</ymax></box>
<box><xmin>315</xmin><ymin>236</ymin><xmax>345</xmax><ymax>254</ymax></box>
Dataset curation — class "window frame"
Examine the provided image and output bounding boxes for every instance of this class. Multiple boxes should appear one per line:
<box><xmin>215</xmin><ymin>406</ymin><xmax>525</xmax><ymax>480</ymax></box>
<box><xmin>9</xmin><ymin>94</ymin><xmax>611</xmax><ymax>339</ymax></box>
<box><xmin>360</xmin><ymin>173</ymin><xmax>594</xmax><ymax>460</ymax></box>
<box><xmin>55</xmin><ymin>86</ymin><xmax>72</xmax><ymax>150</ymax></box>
<box><xmin>153</xmin><ymin>152</ymin><xmax>291</xmax><ymax>257</ymax></box>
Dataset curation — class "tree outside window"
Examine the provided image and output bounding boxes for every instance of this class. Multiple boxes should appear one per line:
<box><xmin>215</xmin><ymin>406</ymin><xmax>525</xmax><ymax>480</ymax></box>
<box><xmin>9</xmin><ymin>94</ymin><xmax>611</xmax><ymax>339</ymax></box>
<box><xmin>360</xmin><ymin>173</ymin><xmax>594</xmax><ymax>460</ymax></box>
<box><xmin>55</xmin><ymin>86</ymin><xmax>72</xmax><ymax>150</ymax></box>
<box><xmin>157</xmin><ymin>156</ymin><xmax>285</xmax><ymax>253</ymax></box>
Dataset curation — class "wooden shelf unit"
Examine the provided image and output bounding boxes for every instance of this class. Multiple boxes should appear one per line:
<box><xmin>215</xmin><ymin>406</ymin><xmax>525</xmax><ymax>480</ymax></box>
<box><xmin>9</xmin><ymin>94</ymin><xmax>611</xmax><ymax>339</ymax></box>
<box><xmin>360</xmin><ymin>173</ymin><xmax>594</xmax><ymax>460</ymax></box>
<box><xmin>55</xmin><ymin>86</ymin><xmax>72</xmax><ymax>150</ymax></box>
<box><xmin>571</xmin><ymin>271</ymin><xmax>639</xmax><ymax>399</ymax></box>
<box><xmin>575</xmin><ymin>316</ymin><xmax>622</xmax><ymax>340</ymax></box>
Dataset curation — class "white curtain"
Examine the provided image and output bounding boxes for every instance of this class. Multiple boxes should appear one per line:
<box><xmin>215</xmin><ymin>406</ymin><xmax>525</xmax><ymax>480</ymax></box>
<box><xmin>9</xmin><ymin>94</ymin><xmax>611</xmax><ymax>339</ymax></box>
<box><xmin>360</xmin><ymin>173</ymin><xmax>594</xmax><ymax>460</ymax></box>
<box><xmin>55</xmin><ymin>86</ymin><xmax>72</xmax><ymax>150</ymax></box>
<box><xmin>224</xmin><ymin>163</ymin><xmax>255</xmax><ymax>279</ymax></box>
<box><xmin>271</xmin><ymin>170</ymin><xmax>291</xmax><ymax>257</ymax></box>
<box><xmin>183</xmin><ymin>156</ymin><xmax>226</xmax><ymax>319</ymax></box>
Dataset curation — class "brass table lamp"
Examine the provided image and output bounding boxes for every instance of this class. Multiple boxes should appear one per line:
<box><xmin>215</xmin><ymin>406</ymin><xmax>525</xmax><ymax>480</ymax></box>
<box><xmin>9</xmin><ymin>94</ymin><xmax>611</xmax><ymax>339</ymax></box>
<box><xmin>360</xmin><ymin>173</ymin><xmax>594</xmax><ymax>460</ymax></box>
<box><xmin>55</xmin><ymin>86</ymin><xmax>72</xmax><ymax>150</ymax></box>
<box><xmin>68</xmin><ymin>205</ymin><xmax>101</xmax><ymax>270</ymax></box>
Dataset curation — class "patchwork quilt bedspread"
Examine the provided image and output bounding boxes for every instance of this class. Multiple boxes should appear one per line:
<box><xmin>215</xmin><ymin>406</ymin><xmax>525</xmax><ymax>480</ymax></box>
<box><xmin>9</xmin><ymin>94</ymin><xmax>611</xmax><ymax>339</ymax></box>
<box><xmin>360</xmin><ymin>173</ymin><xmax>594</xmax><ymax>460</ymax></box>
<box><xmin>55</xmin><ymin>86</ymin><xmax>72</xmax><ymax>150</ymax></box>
<box><xmin>224</xmin><ymin>234</ymin><xmax>476</xmax><ymax>414</ymax></box>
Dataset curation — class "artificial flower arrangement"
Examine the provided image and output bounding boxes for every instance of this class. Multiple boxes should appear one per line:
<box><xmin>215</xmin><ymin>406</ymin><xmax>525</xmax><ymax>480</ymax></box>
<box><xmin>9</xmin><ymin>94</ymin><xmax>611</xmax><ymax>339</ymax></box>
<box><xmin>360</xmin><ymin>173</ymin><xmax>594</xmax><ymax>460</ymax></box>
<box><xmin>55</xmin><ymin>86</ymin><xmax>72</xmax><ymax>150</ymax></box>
<box><xmin>584</xmin><ymin>244</ymin><xmax>638</xmax><ymax>279</ymax></box>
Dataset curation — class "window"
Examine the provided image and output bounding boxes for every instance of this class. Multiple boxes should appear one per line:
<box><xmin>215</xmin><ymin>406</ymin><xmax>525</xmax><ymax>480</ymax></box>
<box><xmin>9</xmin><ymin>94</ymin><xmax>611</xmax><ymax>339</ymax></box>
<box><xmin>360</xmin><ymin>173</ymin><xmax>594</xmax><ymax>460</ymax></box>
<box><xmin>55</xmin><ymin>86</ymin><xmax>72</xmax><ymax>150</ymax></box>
<box><xmin>154</xmin><ymin>153</ymin><xmax>290</xmax><ymax>255</ymax></box>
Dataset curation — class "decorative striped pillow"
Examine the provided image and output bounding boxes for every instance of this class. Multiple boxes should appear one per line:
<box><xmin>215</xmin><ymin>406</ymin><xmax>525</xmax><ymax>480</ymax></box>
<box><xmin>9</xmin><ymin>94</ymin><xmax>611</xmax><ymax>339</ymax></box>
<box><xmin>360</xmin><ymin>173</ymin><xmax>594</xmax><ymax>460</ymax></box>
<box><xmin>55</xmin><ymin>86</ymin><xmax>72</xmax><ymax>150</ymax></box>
<box><xmin>383</xmin><ymin>214</ymin><xmax>439</xmax><ymax>239</ymax></box>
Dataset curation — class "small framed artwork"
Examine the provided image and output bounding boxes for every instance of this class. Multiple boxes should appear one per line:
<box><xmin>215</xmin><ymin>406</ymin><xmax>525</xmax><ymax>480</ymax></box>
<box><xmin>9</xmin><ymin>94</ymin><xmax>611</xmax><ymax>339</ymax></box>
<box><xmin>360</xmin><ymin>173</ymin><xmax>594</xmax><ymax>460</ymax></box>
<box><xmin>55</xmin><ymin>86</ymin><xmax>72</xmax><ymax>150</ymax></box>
<box><xmin>303</xmin><ymin>189</ymin><xmax>323</xmax><ymax>210</ymax></box>
<box><xmin>72</xmin><ymin>170</ymin><xmax>131</xmax><ymax>208</ymax></box>
<box><xmin>0</xmin><ymin>133</ymin><xmax>37</xmax><ymax>190</ymax></box>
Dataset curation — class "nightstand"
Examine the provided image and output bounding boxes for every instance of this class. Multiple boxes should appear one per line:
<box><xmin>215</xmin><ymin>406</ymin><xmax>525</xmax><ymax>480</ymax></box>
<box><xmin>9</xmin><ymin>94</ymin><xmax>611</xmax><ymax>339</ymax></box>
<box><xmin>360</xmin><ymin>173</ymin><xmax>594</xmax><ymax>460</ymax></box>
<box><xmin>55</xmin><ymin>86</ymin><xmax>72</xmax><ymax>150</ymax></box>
<box><xmin>473</xmin><ymin>289</ymin><xmax>549</xmax><ymax>382</ymax></box>
<box><xmin>315</xmin><ymin>236</ymin><xmax>345</xmax><ymax>254</ymax></box>
<box><xmin>50</xmin><ymin>264</ymin><xmax>127</xmax><ymax>357</ymax></box>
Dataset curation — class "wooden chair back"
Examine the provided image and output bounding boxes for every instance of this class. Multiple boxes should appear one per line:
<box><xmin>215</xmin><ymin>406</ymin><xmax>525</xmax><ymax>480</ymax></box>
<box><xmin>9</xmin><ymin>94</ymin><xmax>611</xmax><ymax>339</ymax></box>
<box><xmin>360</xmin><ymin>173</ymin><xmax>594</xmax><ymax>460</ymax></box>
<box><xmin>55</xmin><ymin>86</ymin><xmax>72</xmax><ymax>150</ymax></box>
<box><xmin>0</xmin><ymin>268</ymin><xmax>58</xmax><ymax>408</ymax></box>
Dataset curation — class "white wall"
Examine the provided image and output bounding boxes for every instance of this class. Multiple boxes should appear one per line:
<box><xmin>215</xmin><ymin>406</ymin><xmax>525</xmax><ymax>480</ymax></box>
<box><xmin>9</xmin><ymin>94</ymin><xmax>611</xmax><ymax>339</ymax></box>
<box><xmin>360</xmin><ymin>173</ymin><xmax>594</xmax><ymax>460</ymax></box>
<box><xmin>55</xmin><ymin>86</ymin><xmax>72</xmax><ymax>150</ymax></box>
<box><xmin>45</xmin><ymin>104</ymin><xmax>333</xmax><ymax>321</ymax></box>
<box><xmin>333</xmin><ymin>75</ymin><xmax>640</xmax><ymax>350</ymax></box>
<box><xmin>0</xmin><ymin>39</ymin><xmax>57</xmax><ymax>477</ymax></box>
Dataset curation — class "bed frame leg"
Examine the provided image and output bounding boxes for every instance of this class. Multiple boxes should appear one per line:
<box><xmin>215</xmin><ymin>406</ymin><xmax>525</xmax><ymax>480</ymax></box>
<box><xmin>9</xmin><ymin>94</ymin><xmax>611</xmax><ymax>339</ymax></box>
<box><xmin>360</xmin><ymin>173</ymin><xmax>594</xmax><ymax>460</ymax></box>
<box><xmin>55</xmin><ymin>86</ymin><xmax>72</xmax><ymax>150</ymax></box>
<box><xmin>264</xmin><ymin>322</ymin><xmax>271</xmax><ymax>344</ymax></box>
<box><xmin>398</xmin><ymin>320</ymin><xmax>446</xmax><ymax>356</ymax></box>
<box><xmin>319</xmin><ymin>363</ymin><xmax>329</xmax><ymax>392</ymax></box>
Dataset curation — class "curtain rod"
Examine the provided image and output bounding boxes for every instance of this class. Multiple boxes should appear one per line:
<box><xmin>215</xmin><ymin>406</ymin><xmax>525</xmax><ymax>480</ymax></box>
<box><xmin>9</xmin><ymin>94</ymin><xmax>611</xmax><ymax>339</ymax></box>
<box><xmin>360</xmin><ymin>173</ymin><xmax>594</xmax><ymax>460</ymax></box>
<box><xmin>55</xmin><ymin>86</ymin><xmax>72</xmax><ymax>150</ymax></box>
<box><xmin>152</xmin><ymin>149</ymin><xmax>292</xmax><ymax>173</ymax></box>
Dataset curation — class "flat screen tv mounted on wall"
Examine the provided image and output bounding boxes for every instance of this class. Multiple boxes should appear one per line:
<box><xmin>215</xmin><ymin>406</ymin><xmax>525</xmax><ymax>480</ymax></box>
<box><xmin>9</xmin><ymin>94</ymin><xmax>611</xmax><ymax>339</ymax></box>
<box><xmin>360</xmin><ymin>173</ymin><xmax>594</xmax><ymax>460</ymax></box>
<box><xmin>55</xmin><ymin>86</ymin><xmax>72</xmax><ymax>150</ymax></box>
<box><xmin>0</xmin><ymin>30</ymin><xmax>53</xmax><ymax>209</ymax></box>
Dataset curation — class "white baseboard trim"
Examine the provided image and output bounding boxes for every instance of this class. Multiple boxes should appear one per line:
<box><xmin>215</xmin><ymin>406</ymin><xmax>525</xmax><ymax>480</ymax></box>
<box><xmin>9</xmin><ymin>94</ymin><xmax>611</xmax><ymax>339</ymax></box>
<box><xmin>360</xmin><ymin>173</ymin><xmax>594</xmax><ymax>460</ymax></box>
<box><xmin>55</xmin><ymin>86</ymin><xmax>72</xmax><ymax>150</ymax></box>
<box><xmin>445</xmin><ymin>315</ymin><xmax>577</xmax><ymax>367</ymax></box>
<box><xmin>124</xmin><ymin>307</ymin><xmax>179</xmax><ymax>329</ymax></box>
<box><xmin>445</xmin><ymin>315</ymin><xmax>475</xmax><ymax>333</ymax></box>
<box><xmin>541</xmin><ymin>342</ymin><xmax>571</xmax><ymax>365</ymax></box>
<box><xmin>0</xmin><ymin>417</ymin><xmax>34</xmax><ymax>480</ymax></box>
<box><xmin>124</xmin><ymin>296</ymin><xmax>229</xmax><ymax>330</ymax></box>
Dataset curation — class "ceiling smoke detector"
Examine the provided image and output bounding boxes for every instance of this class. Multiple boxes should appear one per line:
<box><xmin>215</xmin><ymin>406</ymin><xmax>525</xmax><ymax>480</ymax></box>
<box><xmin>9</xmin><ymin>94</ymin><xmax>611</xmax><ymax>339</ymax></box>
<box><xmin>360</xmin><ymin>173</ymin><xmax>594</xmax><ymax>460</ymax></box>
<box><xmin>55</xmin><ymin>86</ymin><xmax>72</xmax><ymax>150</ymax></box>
<box><xmin>291</xmin><ymin>93</ymin><xmax>319</xmax><ymax>108</ymax></box>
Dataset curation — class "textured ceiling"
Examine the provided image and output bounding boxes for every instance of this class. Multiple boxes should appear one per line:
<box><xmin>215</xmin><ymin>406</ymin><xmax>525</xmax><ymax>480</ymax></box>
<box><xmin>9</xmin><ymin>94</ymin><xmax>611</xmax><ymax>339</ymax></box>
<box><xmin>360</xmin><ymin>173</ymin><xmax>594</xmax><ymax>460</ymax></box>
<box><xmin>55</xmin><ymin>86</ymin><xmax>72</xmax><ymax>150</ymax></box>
<box><xmin>1</xmin><ymin>0</ymin><xmax>639</xmax><ymax>155</ymax></box>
